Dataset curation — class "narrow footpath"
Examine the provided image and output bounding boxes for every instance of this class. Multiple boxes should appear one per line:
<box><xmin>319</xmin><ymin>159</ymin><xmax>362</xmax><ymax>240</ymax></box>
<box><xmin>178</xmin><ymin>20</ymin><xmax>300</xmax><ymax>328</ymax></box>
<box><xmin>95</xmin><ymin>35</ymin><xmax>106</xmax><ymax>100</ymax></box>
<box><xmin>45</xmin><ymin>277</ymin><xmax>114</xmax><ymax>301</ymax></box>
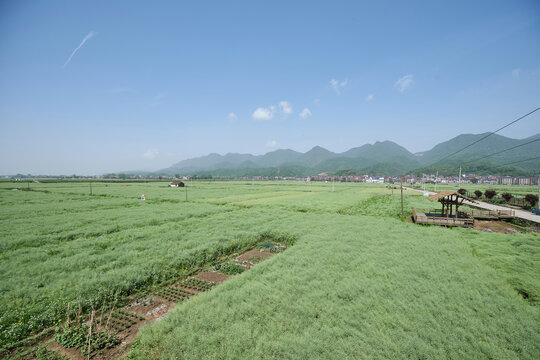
<box><xmin>404</xmin><ymin>187</ymin><xmax>540</xmax><ymax>224</ymax></box>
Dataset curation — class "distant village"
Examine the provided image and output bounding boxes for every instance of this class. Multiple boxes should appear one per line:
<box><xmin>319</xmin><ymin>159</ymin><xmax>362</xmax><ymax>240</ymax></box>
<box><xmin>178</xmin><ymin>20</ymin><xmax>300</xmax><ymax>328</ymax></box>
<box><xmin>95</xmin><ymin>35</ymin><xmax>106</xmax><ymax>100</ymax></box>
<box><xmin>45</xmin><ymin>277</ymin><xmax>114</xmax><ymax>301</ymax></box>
<box><xmin>8</xmin><ymin>173</ymin><xmax>537</xmax><ymax>186</ymax></box>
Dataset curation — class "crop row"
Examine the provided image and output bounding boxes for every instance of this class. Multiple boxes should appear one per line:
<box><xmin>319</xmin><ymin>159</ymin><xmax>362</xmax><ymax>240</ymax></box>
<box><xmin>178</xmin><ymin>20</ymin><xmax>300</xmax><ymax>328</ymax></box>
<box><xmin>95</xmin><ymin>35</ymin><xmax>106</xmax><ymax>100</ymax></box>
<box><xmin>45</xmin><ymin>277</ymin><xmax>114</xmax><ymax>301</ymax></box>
<box><xmin>115</xmin><ymin>309</ymin><xmax>145</xmax><ymax>321</ymax></box>
<box><xmin>54</xmin><ymin>324</ymin><xmax>120</xmax><ymax>356</ymax></box>
<box><xmin>7</xmin><ymin>345</ymin><xmax>67</xmax><ymax>360</ymax></box>
<box><xmin>154</xmin><ymin>286</ymin><xmax>194</xmax><ymax>302</ymax></box>
<box><xmin>177</xmin><ymin>277</ymin><xmax>215</xmax><ymax>291</ymax></box>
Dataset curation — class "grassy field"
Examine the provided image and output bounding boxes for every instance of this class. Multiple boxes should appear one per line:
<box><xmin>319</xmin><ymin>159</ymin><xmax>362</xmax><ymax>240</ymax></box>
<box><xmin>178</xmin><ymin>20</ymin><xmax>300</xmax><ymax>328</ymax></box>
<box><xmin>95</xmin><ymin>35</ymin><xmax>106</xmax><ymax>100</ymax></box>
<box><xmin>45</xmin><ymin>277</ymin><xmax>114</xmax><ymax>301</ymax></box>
<box><xmin>0</xmin><ymin>180</ymin><xmax>539</xmax><ymax>358</ymax></box>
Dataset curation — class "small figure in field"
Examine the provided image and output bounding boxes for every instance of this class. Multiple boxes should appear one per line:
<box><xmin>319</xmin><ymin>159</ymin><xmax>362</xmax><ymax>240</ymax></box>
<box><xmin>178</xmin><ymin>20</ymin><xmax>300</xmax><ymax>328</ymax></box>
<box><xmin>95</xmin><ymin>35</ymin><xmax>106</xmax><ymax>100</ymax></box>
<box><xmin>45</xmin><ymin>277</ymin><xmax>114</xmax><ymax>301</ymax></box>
<box><xmin>141</xmin><ymin>194</ymin><xmax>146</xmax><ymax>200</ymax></box>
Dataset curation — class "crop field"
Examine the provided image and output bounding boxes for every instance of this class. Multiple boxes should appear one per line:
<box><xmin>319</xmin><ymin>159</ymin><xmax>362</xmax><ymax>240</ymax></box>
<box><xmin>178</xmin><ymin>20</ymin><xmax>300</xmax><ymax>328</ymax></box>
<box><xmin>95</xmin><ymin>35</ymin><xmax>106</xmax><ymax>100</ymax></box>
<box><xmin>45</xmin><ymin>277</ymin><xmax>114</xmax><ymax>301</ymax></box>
<box><xmin>0</xmin><ymin>180</ymin><xmax>539</xmax><ymax>359</ymax></box>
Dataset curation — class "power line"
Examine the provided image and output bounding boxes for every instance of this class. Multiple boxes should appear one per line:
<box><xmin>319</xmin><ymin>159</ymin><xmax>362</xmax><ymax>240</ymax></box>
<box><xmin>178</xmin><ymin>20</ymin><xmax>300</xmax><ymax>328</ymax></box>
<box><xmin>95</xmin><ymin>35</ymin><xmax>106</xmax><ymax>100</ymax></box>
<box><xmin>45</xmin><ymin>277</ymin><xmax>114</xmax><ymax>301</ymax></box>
<box><xmin>430</xmin><ymin>107</ymin><xmax>540</xmax><ymax>166</ymax></box>
<box><xmin>500</xmin><ymin>155</ymin><xmax>540</xmax><ymax>167</ymax></box>
<box><xmin>463</xmin><ymin>138</ymin><xmax>540</xmax><ymax>164</ymax></box>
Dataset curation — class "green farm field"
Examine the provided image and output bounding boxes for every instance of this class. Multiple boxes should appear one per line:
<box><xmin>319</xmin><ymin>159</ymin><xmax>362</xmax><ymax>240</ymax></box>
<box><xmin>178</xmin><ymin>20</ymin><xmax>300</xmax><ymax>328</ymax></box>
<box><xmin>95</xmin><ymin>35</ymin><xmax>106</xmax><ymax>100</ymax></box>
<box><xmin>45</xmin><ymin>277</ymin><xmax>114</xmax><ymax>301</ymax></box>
<box><xmin>0</xmin><ymin>180</ymin><xmax>539</xmax><ymax>358</ymax></box>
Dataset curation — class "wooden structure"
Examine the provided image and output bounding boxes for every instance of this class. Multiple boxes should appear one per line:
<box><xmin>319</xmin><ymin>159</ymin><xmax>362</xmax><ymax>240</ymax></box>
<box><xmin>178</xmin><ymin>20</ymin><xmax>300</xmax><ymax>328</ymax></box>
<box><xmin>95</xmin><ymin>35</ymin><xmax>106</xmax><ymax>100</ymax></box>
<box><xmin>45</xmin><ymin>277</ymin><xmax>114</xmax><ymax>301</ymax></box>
<box><xmin>428</xmin><ymin>190</ymin><xmax>477</xmax><ymax>217</ymax></box>
<box><xmin>412</xmin><ymin>208</ymin><xmax>474</xmax><ymax>227</ymax></box>
<box><xmin>170</xmin><ymin>181</ymin><xmax>185</xmax><ymax>187</ymax></box>
<box><xmin>412</xmin><ymin>191</ymin><xmax>478</xmax><ymax>228</ymax></box>
<box><xmin>459</xmin><ymin>208</ymin><xmax>514</xmax><ymax>220</ymax></box>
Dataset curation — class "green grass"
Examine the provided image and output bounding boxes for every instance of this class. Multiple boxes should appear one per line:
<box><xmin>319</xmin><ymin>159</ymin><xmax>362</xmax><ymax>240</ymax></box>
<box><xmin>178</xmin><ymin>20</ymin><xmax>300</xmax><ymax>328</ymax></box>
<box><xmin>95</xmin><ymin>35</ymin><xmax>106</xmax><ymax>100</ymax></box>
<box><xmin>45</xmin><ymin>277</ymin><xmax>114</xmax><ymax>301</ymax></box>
<box><xmin>131</xmin><ymin>214</ymin><xmax>540</xmax><ymax>359</ymax></box>
<box><xmin>0</xmin><ymin>180</ymin><xmax>539</xmax><ymax>358</ymax></box>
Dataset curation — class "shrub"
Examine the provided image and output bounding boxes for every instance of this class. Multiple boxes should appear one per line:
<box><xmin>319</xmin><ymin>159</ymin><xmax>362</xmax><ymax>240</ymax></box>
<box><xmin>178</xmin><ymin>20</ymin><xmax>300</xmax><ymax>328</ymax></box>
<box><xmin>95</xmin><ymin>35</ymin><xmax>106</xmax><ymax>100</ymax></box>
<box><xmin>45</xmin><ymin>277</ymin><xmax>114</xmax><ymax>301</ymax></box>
<box><xmin>484</xmin><ymin>190</ymin><xmax>497</xmax><ymax>200</ymax></box>
<box><xmin>457</xmin><ymin>188</ymin><xmax>467</xmax><ymax>195</ymax></box>
<box><xmin>54</xmin><ymin>323</ymin><xmax>120</xmax><ymax>356</ymax></box>
<box><xmin>525</xmin><ymin>194</ymin><xmax>538</xmax><ymax>207</ymax></box>
<box><xmin>219</xmin><ymin>264</ymin><xmax>245</xmax><ymax>275</ymax></box>
<box><xmin>501</xmin><ymin>193</ymin><xmax>513</xmax><ymax>202</ymax></box>
<box><xmin>474</xmin><ymin>190</ymin><xmax>482</xmax><ymax>198</ymax></box>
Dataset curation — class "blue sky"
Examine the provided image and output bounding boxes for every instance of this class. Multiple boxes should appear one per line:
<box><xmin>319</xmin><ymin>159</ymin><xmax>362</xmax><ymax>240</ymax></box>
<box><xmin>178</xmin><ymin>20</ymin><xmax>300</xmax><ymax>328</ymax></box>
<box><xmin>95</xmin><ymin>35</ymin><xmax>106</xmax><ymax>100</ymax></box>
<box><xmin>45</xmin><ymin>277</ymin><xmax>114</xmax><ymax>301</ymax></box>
<box><xmin>1</xmin><ymin>0</ymin><xmax>539</xmax><ymax>175</ymax></box>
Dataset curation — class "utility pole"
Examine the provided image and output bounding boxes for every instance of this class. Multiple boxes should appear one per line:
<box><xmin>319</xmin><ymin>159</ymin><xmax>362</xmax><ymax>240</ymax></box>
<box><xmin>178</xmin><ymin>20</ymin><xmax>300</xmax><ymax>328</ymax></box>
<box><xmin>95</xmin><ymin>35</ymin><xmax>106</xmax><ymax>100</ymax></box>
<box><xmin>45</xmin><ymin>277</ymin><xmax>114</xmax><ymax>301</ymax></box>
<box><xmin>538</xmin><ymin>171</ymin><xmax>540</xmax><ymax>210</ymax></box>
<box><xmin>332</xmin><ymin>179</ymin><xmax>335</xmax><ymax>192</ymax></box>
<box><xmin>400</xmin><ymin>177</ymin><xmax>404</xmax><ymax>217</ymax></box>
<box><xmin>435</xmin><ymin>170</ymin><xmax>438</xmax><ymax>192</ymax></box>
<box><xmin>90</xmin><ymin>182</ymin><xmax>92</xmax><ymax>196</ymax></box>
<box><xmin>185</xmin><ymin>184</ymin><xmax>188</xmax><ymax>201</ymax></box>
<box><xmin>458</xmin><ymin>166</ymin><xmax>462</xmax><ymax>189</ymax></box>
<box><xmin>27</xmin><ymin>181</ymin><xmax>30</xmax><ymax>191</ymax></box>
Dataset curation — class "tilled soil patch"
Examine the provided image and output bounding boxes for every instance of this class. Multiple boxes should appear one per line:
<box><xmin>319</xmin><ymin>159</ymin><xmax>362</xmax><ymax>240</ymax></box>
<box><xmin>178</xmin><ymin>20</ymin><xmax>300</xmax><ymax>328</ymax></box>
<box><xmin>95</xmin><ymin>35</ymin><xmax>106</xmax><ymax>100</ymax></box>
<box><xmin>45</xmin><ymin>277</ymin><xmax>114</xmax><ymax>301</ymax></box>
<box><xmin>196</xmin><ymin>271</ymin><xmax>230</xmax><ymax>283</ymax></box>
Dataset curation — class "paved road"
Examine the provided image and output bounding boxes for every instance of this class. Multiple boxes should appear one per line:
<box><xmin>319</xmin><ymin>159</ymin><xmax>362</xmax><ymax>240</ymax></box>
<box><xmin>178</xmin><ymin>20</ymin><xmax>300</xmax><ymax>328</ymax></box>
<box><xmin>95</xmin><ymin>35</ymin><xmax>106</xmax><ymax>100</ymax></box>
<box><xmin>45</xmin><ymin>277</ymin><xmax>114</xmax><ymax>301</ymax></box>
<box><xmin>404</xmin><ymin>187</ymin><xmax>540</xmax><ymax>224</ymax></box>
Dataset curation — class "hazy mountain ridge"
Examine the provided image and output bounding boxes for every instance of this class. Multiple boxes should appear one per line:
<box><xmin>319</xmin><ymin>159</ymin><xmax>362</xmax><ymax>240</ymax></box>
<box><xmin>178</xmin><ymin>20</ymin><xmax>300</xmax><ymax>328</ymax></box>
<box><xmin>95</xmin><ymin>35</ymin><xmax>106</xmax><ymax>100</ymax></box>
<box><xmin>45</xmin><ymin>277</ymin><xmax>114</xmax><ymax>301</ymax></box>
<box><xmin>159</xmin><ymin>133</ymin><xmax>540</xmax><ymax>176</ymax></box>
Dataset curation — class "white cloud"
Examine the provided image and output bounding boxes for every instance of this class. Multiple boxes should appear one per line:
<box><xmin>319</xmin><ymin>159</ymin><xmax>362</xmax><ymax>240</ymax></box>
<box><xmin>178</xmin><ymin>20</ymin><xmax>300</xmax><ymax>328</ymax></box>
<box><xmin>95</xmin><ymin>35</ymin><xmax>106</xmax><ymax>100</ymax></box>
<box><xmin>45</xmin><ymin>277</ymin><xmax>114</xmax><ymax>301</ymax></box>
<box><xmin>394</xmin><ymin>74</ymin><xmax>413</xmax><ymax>92</ymax></box>
<box><xmin>330</xmin><ymin>78</ymin><xmax>348</xmax><ymax>94</ymax></box>
<box><xmin>143</xmin><ymin>148</ymin><xmax>159</xmax><ymax>160</ymax></box>
<box><xmin>299</xmin><ymin>108</ymin><xmax>312</xmax><ymax>119</ymax></box>
<box><xmin>512</xmin><ymin>69</ymin><xmax>520</xmax><ymax>79</ymax></box>
<box><xmin>366</xmin><ymin>94</ymin><xmax>374</xmax><ymax>101</ymax></box>
<box><xmin>252</xmin><ymin>106</ymin><xmax>275</xmax><ymax>121</ymax></box>
<box><xmin>63</xmin><ymin>31</ymin><xmax>96</xmax><ymax>68</ymax></box>
<box><xmin>227</xmin><ymin>112</ymin><xmax>238</xmax><ymax>123</ymax></box>
<box><xmin>266</xmin><ymin>140</ymin><xmax>277</xmax><ymax>148</ymax></box>
<box><xmin>279</xmin><ymin>101</ymin><xmax>292</xmax><ymax>116</ymax></box>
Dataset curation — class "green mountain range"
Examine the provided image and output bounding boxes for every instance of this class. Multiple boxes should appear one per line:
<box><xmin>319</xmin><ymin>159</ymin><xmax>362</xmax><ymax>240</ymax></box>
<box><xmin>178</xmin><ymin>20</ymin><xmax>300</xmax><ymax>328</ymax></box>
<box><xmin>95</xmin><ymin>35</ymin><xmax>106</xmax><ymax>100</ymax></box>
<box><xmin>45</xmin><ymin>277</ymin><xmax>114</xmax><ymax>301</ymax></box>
<box><xmin>158</xmin><ymin>133</ymin><xmax>540</xmax><ymax>177</ymax></box>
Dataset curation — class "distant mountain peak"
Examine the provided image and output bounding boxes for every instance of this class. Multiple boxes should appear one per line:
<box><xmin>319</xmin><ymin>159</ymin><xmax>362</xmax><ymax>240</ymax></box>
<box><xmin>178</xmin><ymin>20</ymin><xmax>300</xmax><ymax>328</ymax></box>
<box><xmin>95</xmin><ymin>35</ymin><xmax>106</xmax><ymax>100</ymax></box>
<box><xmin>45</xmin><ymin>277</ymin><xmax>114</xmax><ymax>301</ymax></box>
<box><xmin>157</xmin><ymin>133</ymin><xmax>539</xmax><ymax>176</ymax></box>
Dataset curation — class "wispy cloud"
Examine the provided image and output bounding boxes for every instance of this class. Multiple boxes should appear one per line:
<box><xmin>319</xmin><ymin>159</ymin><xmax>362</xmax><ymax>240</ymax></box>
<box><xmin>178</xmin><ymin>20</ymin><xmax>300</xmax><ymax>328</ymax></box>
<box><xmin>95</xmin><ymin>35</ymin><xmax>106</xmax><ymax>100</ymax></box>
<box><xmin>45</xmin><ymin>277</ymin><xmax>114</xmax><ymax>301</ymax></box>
<box><xmin>512</xmin><ymin>68</ymin><xmax>520</xmax><ymax>79</ymax></box>
<box><xmin>227</xmin><ymin>112</ymin><xmax>238</xmax><ymax>123</ymax></box>
<box><xmin>252</xmin><ymin>106</ymin><xmax>275</xmax><ymax>121</ymax></box>
<box><xmin>266</xmin><ymin>140</ymin><xmax>277</xmax><ymax>148</ymax></box>
<box><xmin>299</xmin><ymin>108</ymin><xmax>312</xmax><ymax>119</ymax></box>
<box><xmin>279</xmin><ymin>101</ymin><xmax>292</xmax><ymax>117</ymax></box>
<box><xmin>330</xmin><ymin>78</ymin><xmax>348</xmax><ymax>94</ymax></box>
<box><xmin>366</xmin><ymin>94</ymin><xmax>374</xmax><ymax>101</ymax></box>
<box><xmin>394</xmin><ymin>74</ymin><xmax>413</xmax><ymax>92</ymax></box>
<box><xmin>143</xmin><ymin>148</ymin><xmax>159</xmax><ymax>160</ymax></box>
<box><xmin>63</xmin><ymin>31</ymin><xmax>96</xmax><ymax>68</ymax></box>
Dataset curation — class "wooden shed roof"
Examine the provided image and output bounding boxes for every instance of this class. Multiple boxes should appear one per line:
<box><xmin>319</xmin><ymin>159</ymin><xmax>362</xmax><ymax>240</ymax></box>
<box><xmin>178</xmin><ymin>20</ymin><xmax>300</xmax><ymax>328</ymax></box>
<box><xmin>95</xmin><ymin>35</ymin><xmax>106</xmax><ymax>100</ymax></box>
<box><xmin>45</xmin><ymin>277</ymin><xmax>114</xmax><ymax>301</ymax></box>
<box><xmin>428</xmin><ymin>190</ymin><xmax>477</xmax><ymax>203</ymax></box>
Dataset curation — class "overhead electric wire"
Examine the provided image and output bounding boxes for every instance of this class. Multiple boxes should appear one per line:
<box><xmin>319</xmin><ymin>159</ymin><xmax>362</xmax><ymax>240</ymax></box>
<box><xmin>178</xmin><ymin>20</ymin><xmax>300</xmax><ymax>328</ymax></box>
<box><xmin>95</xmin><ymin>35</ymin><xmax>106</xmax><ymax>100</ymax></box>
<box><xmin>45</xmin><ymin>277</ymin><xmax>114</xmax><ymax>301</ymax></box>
<box><xmin>500</xmin><ymin>155</ymin><xmax>540</xmax><ymax>167</ymax></box>
<box><xmin>463</xmin><ymin>138</ymin><xmax>540</xmax><ymax>164</ymax></box>
<box><xmin>429</xmin><ymin>107</ymin><xmax>540</xmax><ymax>166</ymax></box>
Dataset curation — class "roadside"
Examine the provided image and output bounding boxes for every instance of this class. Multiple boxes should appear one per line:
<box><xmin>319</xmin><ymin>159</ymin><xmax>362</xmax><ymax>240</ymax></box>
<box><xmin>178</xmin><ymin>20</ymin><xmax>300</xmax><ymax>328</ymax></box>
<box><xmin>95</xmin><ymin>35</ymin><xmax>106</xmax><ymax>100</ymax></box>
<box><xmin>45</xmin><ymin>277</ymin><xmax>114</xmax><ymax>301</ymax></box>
<box><xmin>404</xmin><ymin>187</ymin><xmax>540</xmax><ymax>224</ymax></box>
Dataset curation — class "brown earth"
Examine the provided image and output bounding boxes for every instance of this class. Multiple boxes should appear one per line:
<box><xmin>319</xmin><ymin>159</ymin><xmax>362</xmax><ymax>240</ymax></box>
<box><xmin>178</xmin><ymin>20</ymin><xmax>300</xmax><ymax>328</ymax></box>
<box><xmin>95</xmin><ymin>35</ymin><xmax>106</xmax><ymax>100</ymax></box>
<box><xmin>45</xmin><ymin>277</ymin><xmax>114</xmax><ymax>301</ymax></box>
<box><xmin>473</xmin><ymin>220</ymin><xmax>524</xmax><ymax>234</ymax></box>
<box><xmin>195</xmin><ymin>272</ymin><xmax>230</xmax><ymax>283</ymax></box>
<box><xmin>237</xmin><ymin>249</ymin><xmax>274</xmax><ymax>261</ymax></box>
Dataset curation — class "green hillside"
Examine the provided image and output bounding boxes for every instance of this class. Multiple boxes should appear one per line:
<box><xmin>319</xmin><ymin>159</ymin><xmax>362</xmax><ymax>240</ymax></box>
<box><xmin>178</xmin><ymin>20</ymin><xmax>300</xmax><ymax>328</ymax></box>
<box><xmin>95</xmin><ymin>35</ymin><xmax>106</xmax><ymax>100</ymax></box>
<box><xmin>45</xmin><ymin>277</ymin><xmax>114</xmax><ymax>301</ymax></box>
<box><xmin>157</xmin><ymin>134</ymin><xmax>539</xmax><ymax>177</ymax></box>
